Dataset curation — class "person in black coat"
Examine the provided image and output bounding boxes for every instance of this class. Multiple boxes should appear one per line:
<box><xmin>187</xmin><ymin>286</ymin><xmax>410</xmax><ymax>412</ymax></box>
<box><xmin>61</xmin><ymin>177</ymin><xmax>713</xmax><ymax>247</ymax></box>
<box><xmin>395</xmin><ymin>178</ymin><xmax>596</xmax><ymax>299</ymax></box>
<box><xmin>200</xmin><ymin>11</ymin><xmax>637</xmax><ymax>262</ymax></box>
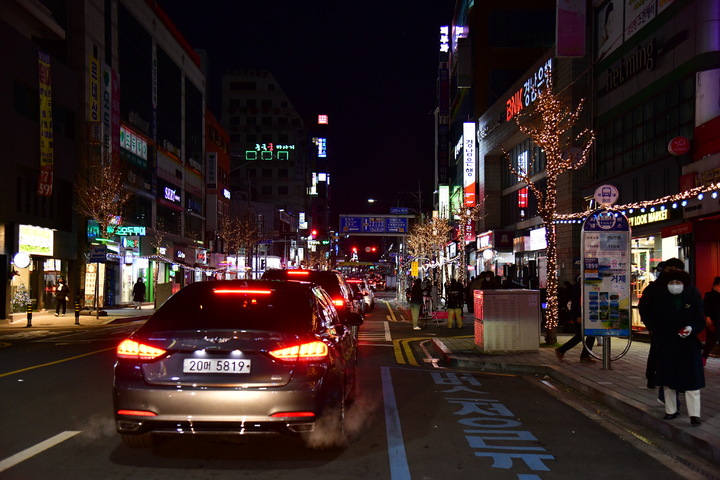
<box><xmin>132</xmin><ymin>278</ymin><xmax>146</xmax><ymax>309</ymax></box>
<box><xmin>646</xmin><ymin>269</ymin><xmax>705</xmax><ymax>426</ymax></box>
<box><xmin>408</xmin><ymin>278</ymin><xmax>424</xmax><ymax>331</ymax></box>
<box><xmin>555</xmin><ymin>276</ymin><xmax>595</xmax><ymax>362</ymax></box>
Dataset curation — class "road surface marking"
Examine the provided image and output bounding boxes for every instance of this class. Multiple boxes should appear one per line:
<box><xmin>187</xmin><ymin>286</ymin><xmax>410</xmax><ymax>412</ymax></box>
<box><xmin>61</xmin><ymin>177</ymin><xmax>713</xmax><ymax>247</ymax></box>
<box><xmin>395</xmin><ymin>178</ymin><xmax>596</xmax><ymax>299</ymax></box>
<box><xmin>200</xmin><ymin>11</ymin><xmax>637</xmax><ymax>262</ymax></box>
<box><xmin>0</xmin><ymin>431</ymin><xmax>80</xmax><ymax>473</ymax></box>
<box><xmin>381</xmin><ymin>367</ymin><xmax>411</xmax><ymax>480</ymax></box>
<box><xmin>0</xmin><ymin>347</ymin><xmax>114</xmax><ymax>378</ymax></box>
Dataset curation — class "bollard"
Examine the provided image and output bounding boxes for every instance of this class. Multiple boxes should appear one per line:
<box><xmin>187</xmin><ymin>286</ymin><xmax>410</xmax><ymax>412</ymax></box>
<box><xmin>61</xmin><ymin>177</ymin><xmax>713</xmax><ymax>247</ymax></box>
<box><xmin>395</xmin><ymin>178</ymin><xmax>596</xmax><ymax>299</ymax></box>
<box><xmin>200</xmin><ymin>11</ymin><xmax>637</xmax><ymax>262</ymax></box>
<box><xmin>26</xmin><ymin>303</ymin><xmax>32</xmax><ymax>328</ymax></box>
<box><xmin>74</xmin><ymin>300</ymin><xmax>81</xmax><ymax>325</ymax></box>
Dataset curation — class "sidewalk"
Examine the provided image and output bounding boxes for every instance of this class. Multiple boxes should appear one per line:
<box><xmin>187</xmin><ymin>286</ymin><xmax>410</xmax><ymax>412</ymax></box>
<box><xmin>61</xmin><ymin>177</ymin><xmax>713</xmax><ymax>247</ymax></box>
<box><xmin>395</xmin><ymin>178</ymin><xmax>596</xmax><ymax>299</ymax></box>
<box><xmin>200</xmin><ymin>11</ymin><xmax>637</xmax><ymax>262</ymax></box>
<box><xmin>0</xmin><ymin>304</ymin><xmax>156</xmax><ymax>327</ymax></box>
<box><xmin>393</xmin><ymin>300</ymin><xmax>720</xmax><ymax>465</ymax></box>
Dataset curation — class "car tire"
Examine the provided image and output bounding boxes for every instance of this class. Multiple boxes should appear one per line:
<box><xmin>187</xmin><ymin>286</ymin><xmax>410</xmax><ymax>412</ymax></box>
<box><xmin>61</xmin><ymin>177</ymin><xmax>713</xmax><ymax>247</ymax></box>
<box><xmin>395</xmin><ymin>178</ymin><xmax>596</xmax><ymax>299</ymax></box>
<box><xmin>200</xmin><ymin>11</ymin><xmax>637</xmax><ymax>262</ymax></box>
<box><xmin>120</xmin><ymin>433</ymin><xmax>154</xmax><ymax>448</ymax></box>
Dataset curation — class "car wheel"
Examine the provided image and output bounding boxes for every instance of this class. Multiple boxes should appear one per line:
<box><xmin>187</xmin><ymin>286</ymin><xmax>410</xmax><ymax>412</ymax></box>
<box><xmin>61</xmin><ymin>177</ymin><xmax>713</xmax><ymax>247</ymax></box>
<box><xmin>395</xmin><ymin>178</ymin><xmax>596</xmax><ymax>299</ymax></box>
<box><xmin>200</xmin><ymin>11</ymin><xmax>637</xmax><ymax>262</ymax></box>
<box><xmin>120</xmin><ymin>433</ymin><xmax>154</xmax><ymax>448</ymax></box>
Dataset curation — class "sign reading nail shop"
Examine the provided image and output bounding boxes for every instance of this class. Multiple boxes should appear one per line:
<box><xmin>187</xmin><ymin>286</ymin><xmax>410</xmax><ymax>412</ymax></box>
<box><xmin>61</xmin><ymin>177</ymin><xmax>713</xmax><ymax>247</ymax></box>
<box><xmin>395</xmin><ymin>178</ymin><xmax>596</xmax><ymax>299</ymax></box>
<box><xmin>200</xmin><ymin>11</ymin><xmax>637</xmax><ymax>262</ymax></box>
<box><xmin>157</xmin><ymin>179</ymin><xmax>181</xmax><ymax>207</ymax></box>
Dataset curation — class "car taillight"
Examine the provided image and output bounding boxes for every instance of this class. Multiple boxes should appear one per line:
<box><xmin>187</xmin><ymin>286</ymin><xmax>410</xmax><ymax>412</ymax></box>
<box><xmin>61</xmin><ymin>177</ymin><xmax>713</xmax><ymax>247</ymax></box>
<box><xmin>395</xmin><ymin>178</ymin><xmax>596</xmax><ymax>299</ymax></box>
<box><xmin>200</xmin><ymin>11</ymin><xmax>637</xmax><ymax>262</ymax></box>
<box><xmin>213</xmin><ymin>288</ymin><xmax>271</xmax><ymax>295</ymax></box>
<box><xmin>333</xmin><ymin>298</ymin><xmax>345</xmax><ymax>309</ymax></box>
<box><xmin>117</xmin><ymin>339</ymin><xmax>166</xmax><ymax>360</ymax></box>
<box><xmin>117</xmin><ymin>409</ymin><xmax>157</xmax><ymax>417</ymax></box>
<box><xmin>287</xmin><ymin>270</ymin><xmax>310</xmax><ymax>276</ymax></box>
<box><xmin>269</xmin><ymin>341</ymin><xmax>329</xmax><ymax>362</ymax></box>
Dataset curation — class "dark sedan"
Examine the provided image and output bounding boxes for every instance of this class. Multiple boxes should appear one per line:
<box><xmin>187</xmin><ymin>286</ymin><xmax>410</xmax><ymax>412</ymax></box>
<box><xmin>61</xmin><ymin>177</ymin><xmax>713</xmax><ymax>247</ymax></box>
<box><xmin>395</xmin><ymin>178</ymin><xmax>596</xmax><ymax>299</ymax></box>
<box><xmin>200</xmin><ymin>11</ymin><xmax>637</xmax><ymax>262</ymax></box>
<box><xmin>113</xmin><ymin>279</ymin><xmax>362</xmax><ymax>448</ymax></box>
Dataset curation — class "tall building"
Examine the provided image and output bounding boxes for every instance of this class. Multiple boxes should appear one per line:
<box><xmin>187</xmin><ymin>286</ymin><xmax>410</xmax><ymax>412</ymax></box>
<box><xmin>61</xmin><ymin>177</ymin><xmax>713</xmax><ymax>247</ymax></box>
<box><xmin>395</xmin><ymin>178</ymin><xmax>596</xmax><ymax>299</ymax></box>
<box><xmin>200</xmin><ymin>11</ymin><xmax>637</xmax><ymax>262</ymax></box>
<box><xmin>0</xmin><ymin>0</ymin><xmax>208</xmax><ymax>318</ymax></box>
<box><xmin>221</xmin><ymin>69</ymin><xmax>310</xmax><ymax>267</ymax></box>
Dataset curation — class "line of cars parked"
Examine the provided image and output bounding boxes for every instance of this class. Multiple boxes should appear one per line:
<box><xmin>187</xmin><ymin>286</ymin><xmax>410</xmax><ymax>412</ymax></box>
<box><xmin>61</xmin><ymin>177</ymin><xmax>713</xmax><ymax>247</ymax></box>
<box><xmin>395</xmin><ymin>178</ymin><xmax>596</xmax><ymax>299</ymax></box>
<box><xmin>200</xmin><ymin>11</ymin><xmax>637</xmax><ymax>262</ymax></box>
<box><xmin>112</xmin><ymin>269</ymin><xmax>367</xmax><ymax>449</ymax></box>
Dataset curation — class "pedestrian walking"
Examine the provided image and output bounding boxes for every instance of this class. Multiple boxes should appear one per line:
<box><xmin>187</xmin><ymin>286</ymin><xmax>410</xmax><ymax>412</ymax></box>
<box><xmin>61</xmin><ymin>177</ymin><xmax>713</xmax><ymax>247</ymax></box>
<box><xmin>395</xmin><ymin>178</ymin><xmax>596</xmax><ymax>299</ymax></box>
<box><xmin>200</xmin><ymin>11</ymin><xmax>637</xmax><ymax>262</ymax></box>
<box><xmin>646</xmin><ymin>268</ymin><xmax>705</xmax><ymax>425</ymax></box>
<box><xmin>702</xmin><ymin>276</ymin><xmax>720</xmax><ymax>366</ymax></box>
<box><xmin>555</xmin><ymin>276</ymin><xmax>596</xmax><ymax>363</ymax></box>
<box><xmin>446</xmin><ymin>278</ymin><xmax>465</xmax><ymax>329</ymax></box>
<box><xmin>408</xmin><ymin>278</ymin><xmax>423</xmax><ymax>331</ymax></box>
<box><xmin>639</xmin><ymin>258</ymin><xmax>686</xmax><ymax>388</ymax></box>
<box><xmin>54</xmin><ymin>278</ymin><xmax>69</xmax><ymax>316</ymax></box>
<box><xmin>132</xmin><ymin>277</ymin><xmax>146</xmax><ymax>309</ymax></box>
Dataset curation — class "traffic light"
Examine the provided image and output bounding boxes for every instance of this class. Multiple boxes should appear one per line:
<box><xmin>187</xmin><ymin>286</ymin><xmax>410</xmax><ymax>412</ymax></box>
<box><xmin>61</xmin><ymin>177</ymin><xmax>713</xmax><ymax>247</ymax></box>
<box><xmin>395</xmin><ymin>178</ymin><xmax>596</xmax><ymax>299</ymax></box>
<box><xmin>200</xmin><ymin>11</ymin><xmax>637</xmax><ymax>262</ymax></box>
<box><xmin>310</xmin><ymin>229</ymin><xmax>318</xmax><ymax>239</ymax></box>
<box><xmin>351</xmin><ymin>246</ymin><xmax>358</xmax><ymax>253</ymax></box>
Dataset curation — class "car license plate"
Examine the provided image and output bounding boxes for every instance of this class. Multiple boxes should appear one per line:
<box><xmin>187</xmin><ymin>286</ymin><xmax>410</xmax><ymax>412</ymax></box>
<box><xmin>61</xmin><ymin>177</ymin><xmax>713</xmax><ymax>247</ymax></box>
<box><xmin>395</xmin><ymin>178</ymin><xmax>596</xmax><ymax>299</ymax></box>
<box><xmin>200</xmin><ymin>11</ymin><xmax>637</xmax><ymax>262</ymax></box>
<box><xmin>183</xmin><ymin>358</ymin><xmax>251</xmax><ymax>374</ymax></box>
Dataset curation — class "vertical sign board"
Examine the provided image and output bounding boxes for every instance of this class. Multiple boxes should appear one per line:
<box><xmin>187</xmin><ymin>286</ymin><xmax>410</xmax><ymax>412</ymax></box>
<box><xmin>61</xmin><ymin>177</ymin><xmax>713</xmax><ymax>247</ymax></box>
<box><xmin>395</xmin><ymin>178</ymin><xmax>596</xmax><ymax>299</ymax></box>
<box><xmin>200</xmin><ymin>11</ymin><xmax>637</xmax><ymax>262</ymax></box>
<box><xmin>463</xmin><ymin>122</ymin><xmax>476</xmax><ymax>207</ymax></box>
<box><xmin>581</xmin><ymin>209</ymin><xmax>631</xmax><ymax>336</ymax></box>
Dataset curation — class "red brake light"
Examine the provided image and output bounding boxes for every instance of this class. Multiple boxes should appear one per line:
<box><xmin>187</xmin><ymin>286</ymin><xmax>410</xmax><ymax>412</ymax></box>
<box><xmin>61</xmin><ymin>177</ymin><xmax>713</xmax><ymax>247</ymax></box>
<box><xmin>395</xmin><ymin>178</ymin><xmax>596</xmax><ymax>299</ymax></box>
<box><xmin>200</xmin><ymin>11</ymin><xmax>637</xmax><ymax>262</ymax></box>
<box><xmin>213</xmin><ymin>288</ymin><xmax>272</xmax><ymax>294</ymax></box>
<box><xmin>271</xmin><ymin>412</ymin><xmax>316</xmax><ymax>418</ymax></box>
<box><xmin>346</xmin><ymin>279</ymin><xmax>361</xmax><ymax>283</ymax></box>
<box><xmin>117</xmin><ymin>339</ymin><xmax>166</xmax><ymax>360</ymax></box>
<box><xmin>287</xmin><ymin>270</ymin><xmax>310</xmax><ymax>276</ymax></box>
<box><xmin>117</xmin><ymin>409</ymin><xmax>157</xmax><ymax>417</ymax></box>
<box><xmin>269</xmin><ymin>341</ymin><xmax>329</xmax><ymax>362</ymax></box>
<box><xmin>332</xmin><ymin>298</ymin><xmax>346</xmax><ymax>309</ymax></box>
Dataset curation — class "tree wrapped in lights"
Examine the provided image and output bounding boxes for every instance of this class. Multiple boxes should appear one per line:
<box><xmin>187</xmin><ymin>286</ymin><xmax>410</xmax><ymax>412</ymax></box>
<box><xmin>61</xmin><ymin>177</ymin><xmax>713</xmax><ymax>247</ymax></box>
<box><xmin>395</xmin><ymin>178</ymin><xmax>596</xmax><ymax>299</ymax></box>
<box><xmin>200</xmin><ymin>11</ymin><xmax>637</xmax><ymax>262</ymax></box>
<box><xmin>75</xmin><ymin>161</ymin><xmax>131</xmax><ymax>242</ymax></box>
<box><xmin>218</xmin><ymin>214</ymin><xmax>259</xmax><ymax>278</ymax></box>
<box><xmin>507</xmin><ymin>76</ymin><xmax>595</xmax><ymax>344</ymax></box>
<box><xmin>402</xmin><ymin>216</ymin><xmax>452</xmax><ymax>292</ymax></box>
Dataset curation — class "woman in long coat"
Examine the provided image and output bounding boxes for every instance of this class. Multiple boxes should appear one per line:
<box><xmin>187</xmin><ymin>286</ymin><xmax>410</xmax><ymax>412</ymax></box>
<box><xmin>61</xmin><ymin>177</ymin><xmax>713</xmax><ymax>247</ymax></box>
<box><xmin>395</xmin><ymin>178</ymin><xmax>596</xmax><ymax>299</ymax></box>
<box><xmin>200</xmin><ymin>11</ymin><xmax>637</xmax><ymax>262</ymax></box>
<box><xmin>647</xmin><ymin>269</ymin><xmax>705</xmax><ymax>425</ymax></box>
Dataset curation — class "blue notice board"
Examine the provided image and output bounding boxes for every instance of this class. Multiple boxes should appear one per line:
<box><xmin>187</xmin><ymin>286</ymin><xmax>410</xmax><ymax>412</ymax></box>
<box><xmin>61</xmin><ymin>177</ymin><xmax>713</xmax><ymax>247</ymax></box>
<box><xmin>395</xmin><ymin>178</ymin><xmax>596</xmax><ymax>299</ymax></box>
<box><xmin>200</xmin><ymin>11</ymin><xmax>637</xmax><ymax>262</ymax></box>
<box><xmin>339</xmin><ymin>215</ymin><xmax>409</xmax><ymax>235</ymax></box>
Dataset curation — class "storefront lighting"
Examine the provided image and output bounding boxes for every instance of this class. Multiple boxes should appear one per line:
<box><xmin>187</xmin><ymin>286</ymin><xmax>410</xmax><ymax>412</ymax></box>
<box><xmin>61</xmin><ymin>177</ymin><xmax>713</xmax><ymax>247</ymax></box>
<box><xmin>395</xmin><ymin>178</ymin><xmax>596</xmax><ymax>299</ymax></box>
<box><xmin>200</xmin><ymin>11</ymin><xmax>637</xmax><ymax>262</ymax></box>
<box><xmin>640</xmin><ymin>207</ymin><xmax>646</xmax><ymax>213</ymax></box>
<box><xmin>628</xmin><ymin>208</ymin><xmax>634</xmax><ymax>213</ymax></box>
<box><xmin>672</xmin><ymin>202</ymin><xmax>678</xmax><ymax>209</ymax></box>
<box><xmin>681</xmin><ymin>200</ymin><xmax>688</xmax><ymax>206</ymax></box>
<box><xmin>649</xmin><ymin>206</ymin><xmax>655</xmax><ymax>212</ymax></box>
<box><xmin>697</xmin><ymin>193</ymin><xmax>704</xmax><ymax>200</ymax></box>
<box><xmin>712</xmin><ymin>192</ymin><xmax>718</xmax><ymax>199</ymax></box>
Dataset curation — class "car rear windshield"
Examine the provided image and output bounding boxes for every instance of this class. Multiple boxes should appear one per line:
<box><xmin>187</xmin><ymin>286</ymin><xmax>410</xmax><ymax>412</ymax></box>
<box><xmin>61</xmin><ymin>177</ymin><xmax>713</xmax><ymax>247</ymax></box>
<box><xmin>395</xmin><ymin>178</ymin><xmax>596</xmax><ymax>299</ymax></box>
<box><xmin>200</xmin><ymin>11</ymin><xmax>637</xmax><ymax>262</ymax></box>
<box><xmin>262</xmin><ymin>271</ymin><xmax>341</xmax><ymax>296</ymax></box>
<box><xmin>141</xmin><ymin>287</ymin><xmax>315</xmax><ymax>332</ymax></box>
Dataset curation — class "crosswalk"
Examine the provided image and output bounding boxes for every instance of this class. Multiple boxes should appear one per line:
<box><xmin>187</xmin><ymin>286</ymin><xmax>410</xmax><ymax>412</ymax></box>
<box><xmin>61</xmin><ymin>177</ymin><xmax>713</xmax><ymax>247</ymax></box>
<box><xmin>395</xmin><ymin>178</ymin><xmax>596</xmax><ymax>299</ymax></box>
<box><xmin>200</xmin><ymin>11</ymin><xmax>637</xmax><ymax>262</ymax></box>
<box><xmin>358</xmin><ymin>320</ymin><xmax>392</xmax><ymax>345</ymax></box>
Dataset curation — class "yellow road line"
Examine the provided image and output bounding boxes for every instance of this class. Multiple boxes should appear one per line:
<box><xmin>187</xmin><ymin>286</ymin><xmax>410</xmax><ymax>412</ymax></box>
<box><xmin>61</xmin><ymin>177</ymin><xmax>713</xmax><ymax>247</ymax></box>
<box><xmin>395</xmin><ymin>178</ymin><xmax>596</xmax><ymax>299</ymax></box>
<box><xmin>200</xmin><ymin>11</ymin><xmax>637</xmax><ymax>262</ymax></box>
<box><xmin>393</xmin><ymin>339</ymin><xmax>406</xmax><ymax>364</ymax></box>
<box><xmin>384</xmin><ymin>300</ymin><xmax>399</xmax><ymax>322</ymax></box>
<box><xmin>393</xmin><ymin>338</ymin><xmax>422</xmax><ymax>367</ymax></box>
<box><xmin>0</xmin><ymin>347</ymin><xmax>115</xmax><ymax>378</ymax></box>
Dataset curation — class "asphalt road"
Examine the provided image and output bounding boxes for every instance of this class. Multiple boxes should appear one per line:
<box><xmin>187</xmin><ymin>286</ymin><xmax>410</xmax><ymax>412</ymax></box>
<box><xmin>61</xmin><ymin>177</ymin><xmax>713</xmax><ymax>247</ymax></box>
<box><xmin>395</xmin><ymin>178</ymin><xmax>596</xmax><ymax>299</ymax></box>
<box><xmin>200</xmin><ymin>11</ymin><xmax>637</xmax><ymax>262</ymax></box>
<box><xmin>0</xmin><ymin>292</ymin><xmax>711</xmax><ymax>479</ymax></box>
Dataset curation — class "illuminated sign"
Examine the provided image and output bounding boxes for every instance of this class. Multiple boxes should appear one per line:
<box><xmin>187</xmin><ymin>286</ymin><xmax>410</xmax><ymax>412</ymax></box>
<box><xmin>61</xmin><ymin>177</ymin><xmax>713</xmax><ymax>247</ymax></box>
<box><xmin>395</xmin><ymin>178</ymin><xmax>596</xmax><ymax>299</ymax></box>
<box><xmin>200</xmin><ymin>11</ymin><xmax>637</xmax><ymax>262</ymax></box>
<box><xmin>318</xmin><ymin>115</ymin><xmax>328</xmax><ymax>124</ymax></box>
<box><xmin>19</xmin><ymin>224</ymin><xmax>54</xmax><ymax>256</ymax></box>
<box><xmin>506</xmin><ymin>58</ymin><xmax>553</xmax><ymax>121</ymax></box>
<box><xmin>440</xmin><ymin>25</ymin><xmax>450</xmax><ymax>53</ymax></box>
<box><xmin>206</xmin><ymin>152</ymin><xmax>217</xmax><ymax>186</ymax></box>
<box><xmin>223</xmin><ymin>188</ymin><xmax>231</xmax><ymax>199</ymax></box>
<box><xmin>463</xmin><ymin>122</ymin><xmax>476</xmax><ymax>207</ymax></box>
<box><xmin>518</xmin><ymin>187</ymin><xmax>529</xmax><ymax>208</ymax></box>
<box><xmin>157</xmin><ymin>180</ymin><xmax>181</xmax><ymax>206</ymax></box>
<box><xmin>627</xmin><ymin>209</ymin><xmax>669</xmax><ymax>227</ymax></box>
<box><xmin>529</xmin><ymin>227</ymin><xmax>547</xmax><ymax>251</ymax></box>
<box><xmin>120</xmin><ymin>126</ymin><xmax>148</xmax><ymax>160</ymax></box>
<box><xmin>317</xmin><ymin>137</ymin><xmax>327</xmax><ymax>157</ymax></box>
<box><xmin>114</xmin><ymin>226</ymin><xmax>146</xmax><ymax>236</ymax></box>
<box><xmin>165</xmin><ymin>187</ymin><xmax>179</xmax><ymax>202</ymax></box>
<box><xmin>517</xmin><ymin>151</ymin><xmax>528</xmax><ymax>180</ymax></box>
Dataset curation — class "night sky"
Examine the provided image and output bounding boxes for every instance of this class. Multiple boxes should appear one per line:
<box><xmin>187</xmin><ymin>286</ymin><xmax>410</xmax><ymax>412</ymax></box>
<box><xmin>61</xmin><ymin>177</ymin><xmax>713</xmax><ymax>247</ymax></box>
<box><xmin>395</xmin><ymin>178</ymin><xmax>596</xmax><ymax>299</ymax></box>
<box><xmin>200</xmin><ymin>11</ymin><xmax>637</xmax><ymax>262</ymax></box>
<box><xmin>160</xmin><ymin>1</ymin><xmax>455</xmax><ymax>220</ymax></box>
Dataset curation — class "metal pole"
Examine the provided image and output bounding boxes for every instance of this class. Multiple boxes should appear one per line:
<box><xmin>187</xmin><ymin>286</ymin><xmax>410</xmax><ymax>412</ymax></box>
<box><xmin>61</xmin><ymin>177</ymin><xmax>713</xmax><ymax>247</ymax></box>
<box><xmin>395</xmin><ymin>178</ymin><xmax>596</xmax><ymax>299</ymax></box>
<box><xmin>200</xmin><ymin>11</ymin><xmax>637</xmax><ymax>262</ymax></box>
<box><xmin>25</xmin><ymin>303</ymin><xmax>32</xmax><ymax>328</ymax></box>
<box><xmin>74</xmin><ymin>299</ymin><xmax>81</xmax><ymax>325</ymax></box>
<box><xmin>602</xmin><ymin>337</ymin><xmax>612</xmax><ymax>370</ymax></box>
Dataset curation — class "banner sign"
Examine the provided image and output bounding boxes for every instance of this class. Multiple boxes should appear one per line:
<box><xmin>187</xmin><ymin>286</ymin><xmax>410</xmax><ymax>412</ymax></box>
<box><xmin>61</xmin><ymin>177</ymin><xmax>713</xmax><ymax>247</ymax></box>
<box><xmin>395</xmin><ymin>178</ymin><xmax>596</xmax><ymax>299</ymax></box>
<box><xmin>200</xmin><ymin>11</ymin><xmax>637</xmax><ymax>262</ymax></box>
<box><xmin>581</xmin><ymin>209</ymin><xmax>632</xmax><ymax>336</ymax></box>
<box><xmin>339</xmin><ymin>215</ymin><xmax>409</xmax><ymax>235</ymax></box>
<box><xmin>38</xmin><ymin>51</ymin><xmax>53</xmax><ymax>196</ymax></box>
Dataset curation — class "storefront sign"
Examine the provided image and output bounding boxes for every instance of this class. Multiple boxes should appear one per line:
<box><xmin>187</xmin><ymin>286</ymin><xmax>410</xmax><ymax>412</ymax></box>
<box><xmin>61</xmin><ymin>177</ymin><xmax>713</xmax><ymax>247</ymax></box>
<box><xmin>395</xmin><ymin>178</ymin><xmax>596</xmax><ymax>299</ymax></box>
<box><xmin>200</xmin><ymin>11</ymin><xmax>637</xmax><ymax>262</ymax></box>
<box><xmin>529</xmin><ymin>227</ymin><xmax>547</xmax><ymax>251</ymax></box>
<box><xmin>627</xmin><ymin>208</ymin><xmax>669</xmax><ymax>227</ymax></box>
<box><xmin>19</xmin><ymin>224</ymin><xmax>54</xmax><ymax>256</ymax></box>
<box><xmin>667</xmin><ymin>136</ymin><xmax>690</xmax><ymax>156</ymax></box>
<box><xmin>506</xmin><ymin>58</ymin><xmax>553</xmax><ymax>121</ymax></box>
<box><xmin>38</xmin><ymin>51</ymin><xmax>53</xmax><ymax>196</ymax></box>
<box><xmin>661</xmin><ymin>222</ymin><xmax>692</xmax><ymax>238</ymax></box>
<box><xmin>606</xmin><ymin>39</ymin><xmax>655</xmax><ymax>93</ymax></box>
<box><xmin>206</xmin><ymin>152</ymin><xmax>217</xmax><ymax>186</ymax></box>
<box><xmin>463</xmin><ymin>122</ymin><xmax>476</xmax><ymax>207</ymax></box>
<box><xmin>581</xmin><ymin>209</ymin><xmax>631</xmax><ymax>336</ymax></box>
<box><xmin>120</xmin><ymin>126</ymin><xmax>148</xmax><ymax>160</ymax></box>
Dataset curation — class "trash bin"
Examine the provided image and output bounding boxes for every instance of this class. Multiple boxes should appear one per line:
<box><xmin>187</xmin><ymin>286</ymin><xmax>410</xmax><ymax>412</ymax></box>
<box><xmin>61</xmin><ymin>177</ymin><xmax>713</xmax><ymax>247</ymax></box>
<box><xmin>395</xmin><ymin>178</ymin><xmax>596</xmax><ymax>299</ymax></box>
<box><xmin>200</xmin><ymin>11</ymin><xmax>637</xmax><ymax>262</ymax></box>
<box><xmin>474</xmin><ymin>289</ymin><xmax>541</xmax><ymax>353</ymax></box>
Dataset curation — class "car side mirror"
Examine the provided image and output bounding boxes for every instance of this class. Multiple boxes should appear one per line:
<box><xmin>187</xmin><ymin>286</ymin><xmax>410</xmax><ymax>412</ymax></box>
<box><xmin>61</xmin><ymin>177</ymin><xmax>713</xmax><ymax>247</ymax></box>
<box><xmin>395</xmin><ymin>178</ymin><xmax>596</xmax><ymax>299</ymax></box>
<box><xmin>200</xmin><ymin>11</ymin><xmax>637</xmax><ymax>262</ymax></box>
<box><xmin>345</xmin><ymin>312</ymin><xmax>364</xmax><ymax>327</ymax></box>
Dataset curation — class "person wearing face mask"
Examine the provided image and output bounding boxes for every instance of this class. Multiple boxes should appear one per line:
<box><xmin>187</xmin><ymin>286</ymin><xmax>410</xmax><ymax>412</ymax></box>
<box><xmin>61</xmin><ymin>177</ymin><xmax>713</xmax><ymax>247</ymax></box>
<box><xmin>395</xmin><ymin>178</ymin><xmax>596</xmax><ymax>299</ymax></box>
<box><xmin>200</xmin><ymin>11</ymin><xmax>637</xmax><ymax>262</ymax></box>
<box><xmin>648</xmin><ymin>268</ymin><xmax>705</xmax><ymax>426</ymax></box>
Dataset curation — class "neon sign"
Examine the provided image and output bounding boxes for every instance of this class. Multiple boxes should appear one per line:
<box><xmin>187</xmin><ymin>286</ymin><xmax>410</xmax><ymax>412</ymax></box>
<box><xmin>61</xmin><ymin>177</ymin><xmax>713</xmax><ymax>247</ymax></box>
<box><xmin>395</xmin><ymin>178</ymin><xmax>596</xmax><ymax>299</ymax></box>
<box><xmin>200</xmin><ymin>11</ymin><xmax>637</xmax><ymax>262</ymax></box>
<box><xmin>317</xmin><ymin>138</ymin><xmax>327</xmax><ymax>158</ymax></box>
<box><xmin>506</xmin><ymin>59</ymin><xmax>553</xmax><ymax>122</ymax></box>
<box><xmin>440</xmin><ymin>26</ymin><xmax>449</xmax><ymax>53</ymax></box>
<box><xmin>463</xmin><ymin>122</ymin><xmax>476</xmax><ymax>207</ymax></box>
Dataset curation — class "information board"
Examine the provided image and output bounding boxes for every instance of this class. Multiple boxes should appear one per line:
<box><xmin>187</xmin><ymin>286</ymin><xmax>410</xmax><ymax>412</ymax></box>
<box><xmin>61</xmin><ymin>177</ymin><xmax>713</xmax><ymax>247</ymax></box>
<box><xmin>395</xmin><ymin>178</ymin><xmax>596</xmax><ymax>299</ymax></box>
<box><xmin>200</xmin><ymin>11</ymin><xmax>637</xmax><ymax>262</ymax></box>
<box><xmin>339</xmin><ymin>215</ymin><xmax>410</xmax><ymax>235</ymax></box>
<box><xmin>581</xmin><ymin>209</ymin><xmax>631</xmax><ymax>336</ymax></box>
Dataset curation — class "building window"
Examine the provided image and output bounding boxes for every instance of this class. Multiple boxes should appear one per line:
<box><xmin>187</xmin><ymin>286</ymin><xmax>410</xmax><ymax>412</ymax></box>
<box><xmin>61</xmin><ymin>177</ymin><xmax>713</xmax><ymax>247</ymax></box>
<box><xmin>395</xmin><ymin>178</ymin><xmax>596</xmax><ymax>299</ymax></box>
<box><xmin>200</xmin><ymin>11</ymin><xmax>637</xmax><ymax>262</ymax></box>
<box><xmin>262</xmin><ymin>185</ymin><xmax>272</xmax><ymax>195</ymax></box>
<box><xmin>261</xmin><ymin>168</ymin><xmax>272</xmax><ymax>178</ymax></box>
<box><xmin>261</xmin><ymin>99</ymin><xmax>272</xmax><ymax>108</ymax></box>
<box><xmin>278</xmin><ymin>185</ymin><xmax>288</xmax><ymax>195</ymax></box>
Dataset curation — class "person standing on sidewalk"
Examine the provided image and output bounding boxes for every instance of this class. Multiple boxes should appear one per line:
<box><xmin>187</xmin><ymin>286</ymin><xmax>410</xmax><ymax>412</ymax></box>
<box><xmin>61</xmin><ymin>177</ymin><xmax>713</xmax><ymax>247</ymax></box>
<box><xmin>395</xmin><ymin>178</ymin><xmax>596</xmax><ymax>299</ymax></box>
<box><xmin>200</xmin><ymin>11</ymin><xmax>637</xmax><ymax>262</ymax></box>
<box><xmin>54</xmin><ymin>278</ymin><xmax>69</xmax><ymax>316</ymax></box>
<box><xmin>555</xmin><ymin>276</ymin><xmax>596</xmax><ymax>363</ymax></box>
<box><xmin>408</xmin><ymin>278</ymin><xmax>423</xmax><ymax>331</ymax></box>
<box><xmin>702</xmin><ymin>276</ymin><xmax>720</xmax><ymax>366</ymax></box>
<box><xmin>639</xmin><ymin>258</ymin><xmax>685</xmax><ymax>388</ymax></box>
<box><xmin>132</xmin><ymin>278</ymin><xmax>146</xmax><ymax>309</ymax></box>
<box><xmin>446</xmin><ymin>278</ymin><xmax>465</xmax><ymax>329</ymax></box>
<box><xmin>649</xmin><ymin>268</ymin><xmax>705</xmax><ymax>426</ymax></box>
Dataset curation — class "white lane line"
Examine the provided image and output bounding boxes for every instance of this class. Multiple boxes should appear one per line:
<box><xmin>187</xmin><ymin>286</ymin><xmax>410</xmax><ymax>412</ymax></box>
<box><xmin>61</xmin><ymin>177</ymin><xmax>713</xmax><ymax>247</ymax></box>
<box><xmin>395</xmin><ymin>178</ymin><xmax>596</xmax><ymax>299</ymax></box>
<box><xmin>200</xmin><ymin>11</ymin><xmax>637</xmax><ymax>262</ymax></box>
<box><xmin>0</xmin><ymin>431</ymin><xmax>80</xmax><ymax>473</ymax></box>
<box><xmin>384</xmin><ymin>321</ymin><xmax>392</xmax><ymax>341</ymax></box>
<box><xmin>381</xmin><ymin>367</ymin><xmax>411</xmax><ymax>480</ymax></box>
